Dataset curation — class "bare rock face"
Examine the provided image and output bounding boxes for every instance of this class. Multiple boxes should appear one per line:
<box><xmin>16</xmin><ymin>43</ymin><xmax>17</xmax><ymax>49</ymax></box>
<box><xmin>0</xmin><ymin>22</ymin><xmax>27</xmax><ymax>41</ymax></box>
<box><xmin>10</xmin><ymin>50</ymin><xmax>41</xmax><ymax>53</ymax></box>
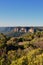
<box><xmin>13</xmin><ymin>28</ymin><xmax>19</xmax><ymax>32</ymax></box>
<box><xmin>19</xmin><ymin>28</ymin><xmax>27</xmax><ymax>32</ymax></box>
<box><xmin>28</xmin><ymin>28</ymin><xmax>34</xmax><ymax>33</ymax></box>
<box><xmin>0</xmin><ymin>27</ymin><xmax>43</xmax><ymax>37</ymax></box>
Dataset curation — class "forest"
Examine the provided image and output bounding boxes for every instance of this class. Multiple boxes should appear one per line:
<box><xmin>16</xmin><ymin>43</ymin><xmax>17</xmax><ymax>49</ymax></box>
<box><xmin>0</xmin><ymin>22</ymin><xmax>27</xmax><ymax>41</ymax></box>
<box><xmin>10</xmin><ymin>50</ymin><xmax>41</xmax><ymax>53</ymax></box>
<box><xmin>0</xmin><ymin>30</ymin><xmax>43</xmax><ymax>65</ymax></box>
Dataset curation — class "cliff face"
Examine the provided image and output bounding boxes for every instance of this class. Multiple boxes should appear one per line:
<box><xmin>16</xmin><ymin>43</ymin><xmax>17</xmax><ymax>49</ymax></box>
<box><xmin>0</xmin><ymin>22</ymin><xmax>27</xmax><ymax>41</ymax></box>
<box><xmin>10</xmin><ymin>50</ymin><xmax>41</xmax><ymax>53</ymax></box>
<box><xmin>0</xmin><ymin>27</ymin><xmax>43</xmax><ymax>33</ymax></box>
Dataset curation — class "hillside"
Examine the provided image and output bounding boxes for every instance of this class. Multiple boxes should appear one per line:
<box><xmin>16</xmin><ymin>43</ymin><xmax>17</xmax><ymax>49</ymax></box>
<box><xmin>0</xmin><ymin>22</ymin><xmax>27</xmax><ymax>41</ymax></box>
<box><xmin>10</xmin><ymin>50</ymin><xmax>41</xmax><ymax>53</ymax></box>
<box><xmin>0</xmin><ymin>29</ymin><xmax>43</xmax><ymax>65</ymax></box>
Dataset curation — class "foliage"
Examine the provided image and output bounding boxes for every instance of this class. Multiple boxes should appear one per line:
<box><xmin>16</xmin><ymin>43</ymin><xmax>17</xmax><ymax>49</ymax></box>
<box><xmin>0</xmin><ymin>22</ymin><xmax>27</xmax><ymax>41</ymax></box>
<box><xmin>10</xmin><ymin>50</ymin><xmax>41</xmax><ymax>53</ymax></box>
<box><xmin>0</xmin><ymin>31</ymin><xmax>43</xmax><ymax>65</ymax></box>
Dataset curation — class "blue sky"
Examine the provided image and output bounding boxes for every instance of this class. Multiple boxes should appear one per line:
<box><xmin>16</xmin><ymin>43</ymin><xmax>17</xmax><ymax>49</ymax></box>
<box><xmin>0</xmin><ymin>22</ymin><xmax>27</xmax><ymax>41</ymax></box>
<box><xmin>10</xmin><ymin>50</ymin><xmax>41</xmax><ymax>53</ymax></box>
<box><xmin>0</xmin><ymin>0</ymin><xmax>43</xmax><ymax>26</ymax></box>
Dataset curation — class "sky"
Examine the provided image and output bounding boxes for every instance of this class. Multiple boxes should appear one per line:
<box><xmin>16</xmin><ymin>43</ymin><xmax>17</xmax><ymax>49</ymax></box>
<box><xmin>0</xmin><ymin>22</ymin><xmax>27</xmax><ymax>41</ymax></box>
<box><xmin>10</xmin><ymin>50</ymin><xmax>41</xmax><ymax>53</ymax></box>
<box><xmin>0</xmin><ymin>0</ymin><xmax>43</xmax><ymax>27</ymax></box>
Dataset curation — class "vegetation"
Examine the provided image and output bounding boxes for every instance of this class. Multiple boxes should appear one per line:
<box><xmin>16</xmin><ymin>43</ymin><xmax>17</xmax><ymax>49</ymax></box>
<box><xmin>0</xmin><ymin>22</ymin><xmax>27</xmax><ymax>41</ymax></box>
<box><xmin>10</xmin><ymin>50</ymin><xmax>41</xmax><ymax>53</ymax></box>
<box><xmin>0</xmin><ymin>31</ymin><xmax>43</xmax><ymax>65</ymax></box>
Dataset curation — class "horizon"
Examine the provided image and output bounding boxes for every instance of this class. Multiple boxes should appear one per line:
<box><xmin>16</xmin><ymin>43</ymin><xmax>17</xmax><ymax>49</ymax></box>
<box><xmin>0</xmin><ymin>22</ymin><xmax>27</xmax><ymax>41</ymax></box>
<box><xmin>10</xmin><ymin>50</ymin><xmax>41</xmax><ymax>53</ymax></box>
<box><xmin>0</xmin><ymin>0</ymin><xmax>43</xmax><ymax>26</ymax></box>
<box><xmin>0</xmin><ymin>25</ymin><xmax>43</xmax><ymax>27</ymax></box>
